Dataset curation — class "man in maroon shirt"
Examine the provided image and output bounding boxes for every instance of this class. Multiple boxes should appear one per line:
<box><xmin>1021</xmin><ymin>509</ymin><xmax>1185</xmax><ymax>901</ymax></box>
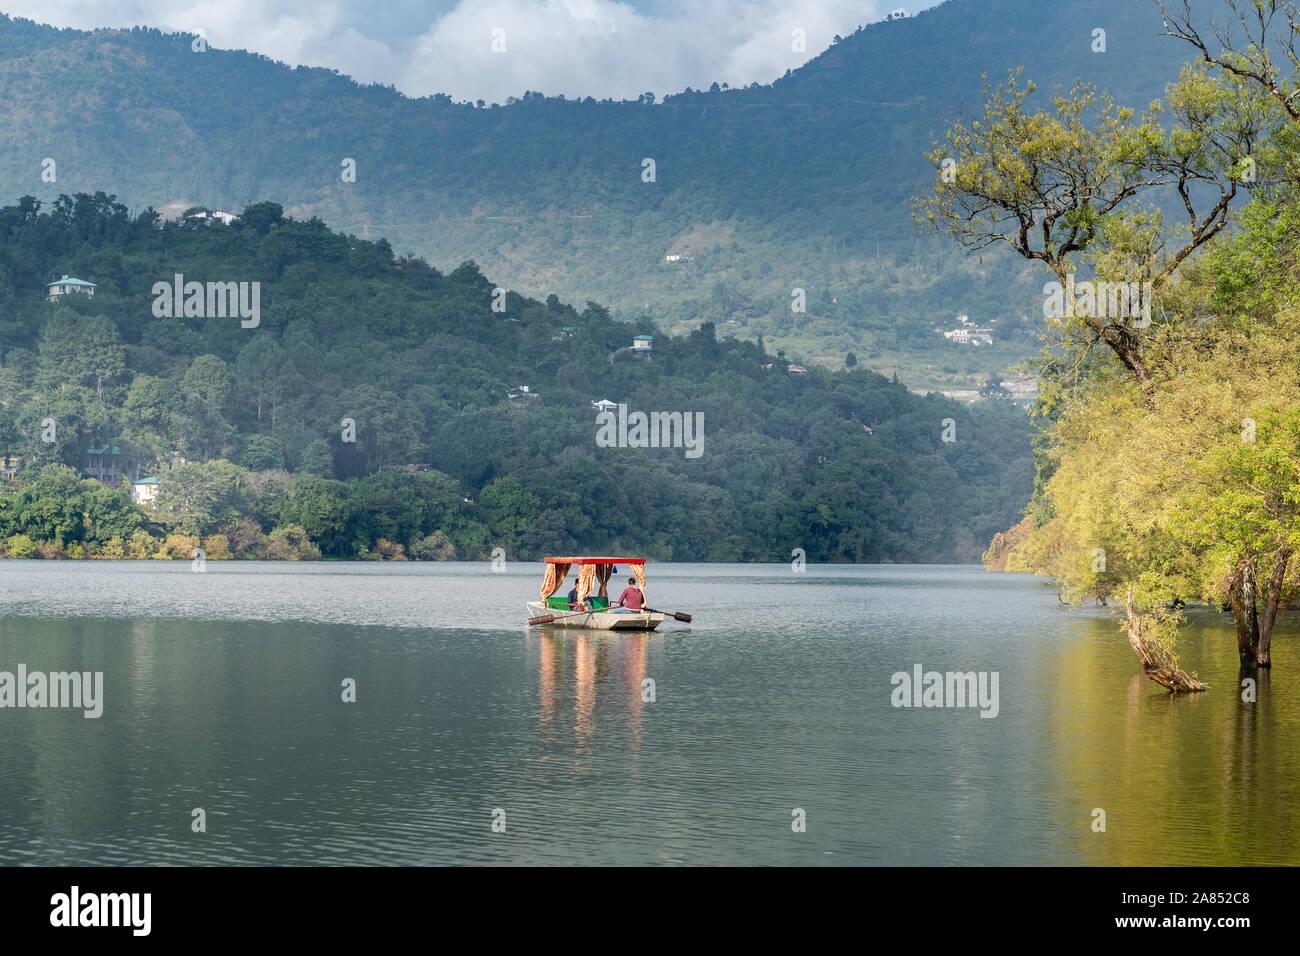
<box><xmin>615</xmin><ymin>578</ymin><xmax>644</xmax><ymax>613</ymax></box>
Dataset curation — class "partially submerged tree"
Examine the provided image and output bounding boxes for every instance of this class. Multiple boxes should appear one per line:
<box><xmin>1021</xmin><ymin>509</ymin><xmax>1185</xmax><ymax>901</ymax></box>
<box><xmin>1007</xmin><ymin>278</ymin><xmax>1300</xmax><ymax>680</ymax></box>
<box><xmin>917</xmin><ymin>60</ymin><xmax>1279</xmax><ymax>689</ymax></box>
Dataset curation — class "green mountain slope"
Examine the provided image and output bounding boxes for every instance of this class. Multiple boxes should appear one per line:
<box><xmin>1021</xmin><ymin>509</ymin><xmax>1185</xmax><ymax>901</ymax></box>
<box><xmin>0</xmin><ymin>1</ymin><xmax>1193</xmax><ymax>388</ymax></box>
<box><xmin>0</xmin><ymin>194</ymin><xmax>1032</xmax><ymax>562</ymax></box>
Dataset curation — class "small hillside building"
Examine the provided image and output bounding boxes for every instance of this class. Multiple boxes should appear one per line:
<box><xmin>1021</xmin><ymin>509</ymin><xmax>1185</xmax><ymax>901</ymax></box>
<box><xmin>130</xmin><ymin>477</ymin><xmax>159</xmax><ymax>507</ymax></box>
<box><xmin>46</xmin><ymin>275</ymin><xmax>96</xmax><ymax>302</ymax></box>
<box><xmin>632</xmin><ymin>335</ymin><xmax>654</xmax><ymax>353</ymax></box>
<box><xmin>85</xmin><ymin>445</ymin><xmax>140</xmax><ymax>483</ymax></box>
<box><xmin>184</xmin><ymin>209</ymin><xmax>239</xmax><ymax>226</ymax></box>
<box><xmin>943</xmin><ymin>327</ymin><xmax>994</xmax><ymax>345</ymax></box>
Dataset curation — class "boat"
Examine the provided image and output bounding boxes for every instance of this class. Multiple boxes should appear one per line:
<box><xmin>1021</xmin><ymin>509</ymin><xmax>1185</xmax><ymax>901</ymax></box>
<box><xmin>526</xmin><ymin>556</ymin><xmax>665</xmax><ymax>630</ymax></box>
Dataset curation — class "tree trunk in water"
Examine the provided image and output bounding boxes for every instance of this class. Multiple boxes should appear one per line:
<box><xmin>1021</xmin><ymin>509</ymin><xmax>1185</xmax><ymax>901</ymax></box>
<box><xmin>1125</xmin><ymin>588</ymin><xmax>1158</xmax><ymax>669</ymax></box>
<box><xmin>1229</xmin><ymin>557</ymin><xmax>1262</xmax><ymax>667</ymax></box>
<box><xmin>1125</xmin><ymin>588</ymin><xmax>1208</xmax><ymax>693</ymax></box>
<box><xmin>1257</xmin><ymin>549</ymin><xmax>1290</xmax><ymax>669</ymax></box>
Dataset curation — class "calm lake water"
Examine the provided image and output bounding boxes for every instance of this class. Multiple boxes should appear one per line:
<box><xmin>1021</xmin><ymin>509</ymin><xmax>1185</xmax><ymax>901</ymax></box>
<box><xmin>0</xmin><ymin>561</ymin><xmax>1296</xmax><ymax>866</ymax></box>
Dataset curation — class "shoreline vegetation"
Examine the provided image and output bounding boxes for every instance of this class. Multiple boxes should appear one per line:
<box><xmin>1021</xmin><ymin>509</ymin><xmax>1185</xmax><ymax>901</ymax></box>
<box><xmin>924</xmin><ymin>2</ymin><xmax>1300</xmax><ymax>690</ymax></box>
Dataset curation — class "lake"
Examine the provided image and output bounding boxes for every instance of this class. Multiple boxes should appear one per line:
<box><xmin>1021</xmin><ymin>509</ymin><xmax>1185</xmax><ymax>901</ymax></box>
<box><xmin>1</xmin><ymin>560</ymin><xmax>1296</xmax><ymax>866</ymax></box>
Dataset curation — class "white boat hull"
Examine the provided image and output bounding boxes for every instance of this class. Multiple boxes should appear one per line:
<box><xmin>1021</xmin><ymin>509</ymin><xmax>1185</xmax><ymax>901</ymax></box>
<box><xmin>526</xmin><ymin>601</ymin><xmax>664</xmax><ymax>630</ymax></box>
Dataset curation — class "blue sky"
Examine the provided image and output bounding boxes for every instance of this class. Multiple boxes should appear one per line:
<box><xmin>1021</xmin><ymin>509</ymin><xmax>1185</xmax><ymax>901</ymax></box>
<box><xmin>0</xmin><ymin>1</ymin><xmax>946</xmax><ymax>101</ymax></box>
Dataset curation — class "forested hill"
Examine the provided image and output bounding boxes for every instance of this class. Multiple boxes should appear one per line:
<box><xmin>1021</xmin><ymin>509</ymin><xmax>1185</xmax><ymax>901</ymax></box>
<box><xmin>0</xmin><ymin>1</ymin><xmax>1191</xmax><ymax>384</ymax></box>
<box><xmin>0</xmin><ymin>194</ymin><xmax>1031</xmax><ymax>562</ymax></box>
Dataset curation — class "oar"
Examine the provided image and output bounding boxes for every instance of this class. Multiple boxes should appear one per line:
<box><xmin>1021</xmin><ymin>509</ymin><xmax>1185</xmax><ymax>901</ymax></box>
<box><xmin>528</xmin><ymin>606</ymin><xmax>596</xmax><ymax>625</ymax></box>
<box><xmin>642</xmin><ymin>606</ymin><xmax>693</xmax><ymax>623</ymax></box>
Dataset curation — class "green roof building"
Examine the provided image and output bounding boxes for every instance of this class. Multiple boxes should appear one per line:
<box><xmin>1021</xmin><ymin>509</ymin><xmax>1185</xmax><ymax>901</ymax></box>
<box><xmin>46</xmin><ymin>275</ymin><xmax>97</xmax><ymax>301</ymax></box>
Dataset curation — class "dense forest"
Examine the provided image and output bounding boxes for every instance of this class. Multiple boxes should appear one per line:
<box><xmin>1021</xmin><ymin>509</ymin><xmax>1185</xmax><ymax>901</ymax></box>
<box><xmin>0</xmin><ymin>194</ymin><xmax>1033</xmax><ymax>562</ymax></box>
<box><xmin>0</xmin><ymin>2</ymin><xmax>1203</xmax><ymax>386</ymax></box>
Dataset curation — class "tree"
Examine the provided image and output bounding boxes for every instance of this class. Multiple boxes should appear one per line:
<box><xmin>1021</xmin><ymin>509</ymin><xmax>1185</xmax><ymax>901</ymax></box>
<box><xmin>78</xmin><ymin>481</ymin><xmax>146</xmax><ymax>545</ymax></box>
<box><xmin>237</xmin><ymin>434</ymin><xmax>285</xmax><ymax>471</ymax></box>
<box><xmin>17</xmin><ymin>383</ymin><xmax>104</xmax><ymax>470</ymax></box>
<box><xmin>235</xmin><ymin>335</ymin><xmax>296</xmax><ymax>427</ymax></box>
<box><xmin>1161</xmin><ymin>1</ymin><xmax>1300</xmax><ymax>124</ymax></box>
<box><xmin>919</xmin><ymin>61</ymin><xmax>1280</xmax><ymax>687</ymax></box>
<box><xmin>479</xmin><ymin>476</ymin><xmax>542</xmax><ymax>541</ymax></box>
<box><xmin>915</xmin><ymin>68</ymin><xmax>1266</xmax><ymax>382</ymax></box>
<box><xmin>124</xmin><ymin>375</ymin><xmax>171</xmax><ymax>430</ymax></box>
<box><xmin>5</xmin><ymin>464</ymin><xmax>83</xmax><ymax>544</ymax></box>
<box><xmin>179</xmin><ymin>355</ymin><xmax>234</xmax><ymax>458</ymax></box>
<box><xmin>1008</xmin><ymin>282</ymin><xmax>1300</xmax><ymax>681</ymax></box>
<box><xmin>37</xmin><ymin>310</ymin><xmax>125</xmax><ymax>399</ymax></box>
<box><xmin>239</xmin><ymin>201</ymin><xmax>284</xmax><ymax>236</ymax></box>
<box><xmin>335</xmin><ymin>384</ymin><xmax>420</xmax><ymax>473</ymax></box>
<box><xmin>151</xmin><ymin>459</ymin><xmax>247</xmax><ymax>536</ymax></box>
<box><xmin>296</xmin><ymin>439</ymin><xmax>335</xmax><ymax>477</ymax></box>
<box><xmin>279</xmin><ymin>474</ymin><xmax>353</xmax><ymax>555</ymax></box>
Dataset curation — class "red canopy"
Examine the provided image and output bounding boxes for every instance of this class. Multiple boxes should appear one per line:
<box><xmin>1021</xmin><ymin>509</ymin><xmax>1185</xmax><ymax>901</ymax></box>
<box><xmin>543</xmin><ymin>556</ymin><xmax>645</xmax><ymax>565</ymax></box>
<box><xmin>540</xmin><ymin>558</ymin><xmax>646</xmax><ymax>602</ymax></box>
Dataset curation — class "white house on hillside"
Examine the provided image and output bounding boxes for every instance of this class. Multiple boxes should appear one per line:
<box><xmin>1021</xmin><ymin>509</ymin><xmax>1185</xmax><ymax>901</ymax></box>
<box><xmin>130</xmin><ymin>477</ymin><xmax>159</xmax><ymax>507</ymax></box>
<box><xmin>184</xmin><ymin>209</ymin><xmax>239</xmax><ymax>225</ymax></box>
<box><xmin>46</xmin><ymin>275</ymin><xmax>96</xmax><ymax>301</ymax></box>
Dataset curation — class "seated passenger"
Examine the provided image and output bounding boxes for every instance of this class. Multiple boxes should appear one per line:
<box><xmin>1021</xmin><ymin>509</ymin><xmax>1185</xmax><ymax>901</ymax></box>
<box><xmin>567</xmin><ymin>579</ymin><xmax>584</xmax><ymax>611</ymax></box>
<box><xmin>615</xmin><ymin>578</ymin><xmax>644</xmax><ymax>613</ymax></box>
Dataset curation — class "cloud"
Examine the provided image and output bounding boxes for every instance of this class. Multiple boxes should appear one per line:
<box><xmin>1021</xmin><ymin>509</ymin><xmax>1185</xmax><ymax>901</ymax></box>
<box><xmin>1</xmin><ymin>0</ymin><xmax>938</xmax><ymax>101</ymax></box>
<box><xmin>401</xmin><ymin>0</ymin><xmax>912</xmax><ymax>102</ymax></box>
<box><xmin>0</xmin><ymin>0</ymin><xmax>409</xmax><ymax>84</ymax></box>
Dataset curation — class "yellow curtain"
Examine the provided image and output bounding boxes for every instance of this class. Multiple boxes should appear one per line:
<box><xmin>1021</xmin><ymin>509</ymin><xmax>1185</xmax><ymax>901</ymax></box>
<box><xmin>631</xmin><ymin>564</ymin><xmax>646</xmax><ymax>602</ymax></box>
<box><xmin>596</xmin><ymin>563</ymin><xmax>612</xmax><ymax>596</ymax></box>
<box><xmin>576</xmin><ymin>563</ymin><xmax>597</xmax><ymax>608</ymax></box>
<box><xmin>540</xmin><ymin>562</ymin><xmax>570</xmax><ymax>600</ymax></box>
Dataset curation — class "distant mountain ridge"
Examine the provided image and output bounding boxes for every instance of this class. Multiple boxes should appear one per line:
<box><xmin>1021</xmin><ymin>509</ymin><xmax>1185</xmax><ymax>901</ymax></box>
<box><xmin>0</xmin><ymin>1</ymin><xmax>1199</xmax><ymax>385</ymax></box>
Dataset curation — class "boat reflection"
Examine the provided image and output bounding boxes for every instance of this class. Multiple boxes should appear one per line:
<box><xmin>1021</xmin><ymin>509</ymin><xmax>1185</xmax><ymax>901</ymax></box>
<box><xmin>531</xmin><ymin>628</ymin><xmax>651</xmax><ymax>756</ymax></box>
